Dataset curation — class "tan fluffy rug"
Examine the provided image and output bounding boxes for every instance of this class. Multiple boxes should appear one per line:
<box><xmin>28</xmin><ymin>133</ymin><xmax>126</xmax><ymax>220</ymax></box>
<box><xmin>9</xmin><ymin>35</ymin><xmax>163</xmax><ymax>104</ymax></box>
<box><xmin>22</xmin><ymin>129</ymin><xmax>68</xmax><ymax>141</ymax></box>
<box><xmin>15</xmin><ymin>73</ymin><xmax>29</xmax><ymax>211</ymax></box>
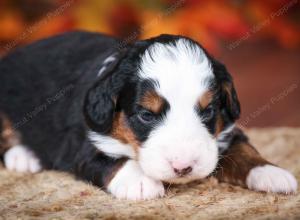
<box><xmin>0</xmin><ymin>128</ymin><xmax>299</xmax><ymax>220</ymax></box>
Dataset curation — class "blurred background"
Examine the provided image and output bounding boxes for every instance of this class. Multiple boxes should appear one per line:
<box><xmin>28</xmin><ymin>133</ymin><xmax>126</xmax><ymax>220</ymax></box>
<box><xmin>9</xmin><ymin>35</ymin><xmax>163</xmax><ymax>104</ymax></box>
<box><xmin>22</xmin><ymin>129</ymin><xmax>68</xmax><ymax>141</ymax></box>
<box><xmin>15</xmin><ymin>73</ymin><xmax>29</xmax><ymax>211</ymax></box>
<box><xmin>0</xmin><ymin>0</ymin><xmax>299</xmax><ymax>127</ymax></box>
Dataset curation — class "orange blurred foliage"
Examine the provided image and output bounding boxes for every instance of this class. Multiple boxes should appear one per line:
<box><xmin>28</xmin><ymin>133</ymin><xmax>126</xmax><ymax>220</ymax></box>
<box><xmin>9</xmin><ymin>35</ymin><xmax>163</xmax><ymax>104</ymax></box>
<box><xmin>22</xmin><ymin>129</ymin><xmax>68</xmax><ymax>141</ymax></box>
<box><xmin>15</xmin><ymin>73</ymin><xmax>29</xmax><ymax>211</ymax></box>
<box><xmin>0</xmin><ymin>0</ymin><xmax>299</xmax><ymax>56</ymax></box>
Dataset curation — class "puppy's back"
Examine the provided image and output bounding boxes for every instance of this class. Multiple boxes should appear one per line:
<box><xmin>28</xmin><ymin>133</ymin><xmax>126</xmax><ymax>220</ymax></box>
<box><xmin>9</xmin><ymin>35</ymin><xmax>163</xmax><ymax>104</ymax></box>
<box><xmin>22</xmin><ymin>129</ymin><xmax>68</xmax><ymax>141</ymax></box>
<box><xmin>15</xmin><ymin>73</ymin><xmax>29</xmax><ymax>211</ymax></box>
<box><xmin>0</xmin><ymin>31</ymin><xmax>118</xmax><ymax>168</ymax></box>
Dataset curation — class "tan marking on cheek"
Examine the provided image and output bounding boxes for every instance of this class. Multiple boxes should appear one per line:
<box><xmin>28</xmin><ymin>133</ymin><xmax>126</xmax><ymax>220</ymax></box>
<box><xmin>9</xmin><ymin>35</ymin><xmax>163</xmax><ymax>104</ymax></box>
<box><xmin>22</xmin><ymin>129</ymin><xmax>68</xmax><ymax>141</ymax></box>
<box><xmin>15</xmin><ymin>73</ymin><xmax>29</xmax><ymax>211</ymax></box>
<box><xmin>110</xmin><ymin>112</ymin><xmax>140</xmax><ymax>152</ymax></box>
<box><xmin>0</xmin><ymin>113</ymin><xmax>20</xmax><ymax>153</ymax></box>
<box><xmin>139</xmin><ymin>90</ymin><xmax>164</xmax><ymax>114</ymax></box>
<box><xmin>199</xmin><ymin>90</ymin><xmax>213</xmax><ymax>109</ymax></box>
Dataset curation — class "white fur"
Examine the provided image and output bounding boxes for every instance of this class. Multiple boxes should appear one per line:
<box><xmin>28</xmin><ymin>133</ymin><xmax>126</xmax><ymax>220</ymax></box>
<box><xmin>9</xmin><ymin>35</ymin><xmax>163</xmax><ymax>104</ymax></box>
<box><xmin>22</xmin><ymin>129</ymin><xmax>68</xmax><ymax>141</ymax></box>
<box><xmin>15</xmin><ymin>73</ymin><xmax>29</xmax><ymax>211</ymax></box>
<box><xmin>217</xmin><ymin>124</ymin><xmax>235</xmax><ymax>153</ymax></box>
<box><xmin>107</xmin><ymin>160</ymin><xmax>165</xmax><ymax>200</ymax></box>
<box><xmin>97</xmin><ymin>66</ymin><xmax>107</xmax><ymax>77</ymax></box>
<box><xmin>103</xmin><ymin>55</ymin><xmax>116</xmax><ymax>64</ymax></box>
<box><xmin>97</xmin><ymin>54</ymin><xmax>117</xmax><ymax>77</ymax></box>
<box><xmin>4</xmin><ymin>145</ymin><xmax>42</xmax><ymax>173</ymax></box>
<box><xmin>88</xmin><ymin>131</ymin><xmax>136</xmax><ymax>159</ymax></box>
<box><xmin>138</xmin><ymin>39</ymin><xmax>218</xmax><ymax>183</ymax></box>
<box><xmin>246</xmin><ymin>165</ymin><xmax>297</xmax><ymax>194</ymax></box>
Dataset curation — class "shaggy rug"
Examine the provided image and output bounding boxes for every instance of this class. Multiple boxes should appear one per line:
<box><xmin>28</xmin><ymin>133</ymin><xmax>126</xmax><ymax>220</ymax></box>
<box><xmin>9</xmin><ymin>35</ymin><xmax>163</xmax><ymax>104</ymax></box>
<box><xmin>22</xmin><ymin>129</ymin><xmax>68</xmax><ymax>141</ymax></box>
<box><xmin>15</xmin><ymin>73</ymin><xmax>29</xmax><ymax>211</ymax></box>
<box><xmin>0</xmin><ymin>128</ymin><xmax>299</xmax><ymax>220</ymax></box>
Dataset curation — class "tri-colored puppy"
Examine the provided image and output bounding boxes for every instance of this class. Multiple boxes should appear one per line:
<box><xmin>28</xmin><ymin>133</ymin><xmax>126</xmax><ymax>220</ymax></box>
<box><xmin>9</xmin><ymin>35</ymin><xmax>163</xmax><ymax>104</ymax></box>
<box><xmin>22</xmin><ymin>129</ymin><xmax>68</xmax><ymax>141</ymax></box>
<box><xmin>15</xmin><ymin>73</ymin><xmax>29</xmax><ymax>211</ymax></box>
<box><xmin>0</xmin><ymin>31</ymin><xmax>297</xmax><ymax>200</ymax></box>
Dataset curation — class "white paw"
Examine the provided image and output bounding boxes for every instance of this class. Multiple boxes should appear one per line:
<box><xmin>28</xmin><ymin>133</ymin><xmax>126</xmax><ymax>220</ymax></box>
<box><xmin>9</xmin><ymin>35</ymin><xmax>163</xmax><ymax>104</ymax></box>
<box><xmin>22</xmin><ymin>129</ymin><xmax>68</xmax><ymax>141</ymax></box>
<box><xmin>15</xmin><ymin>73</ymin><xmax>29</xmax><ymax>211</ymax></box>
<box><xmin>107</xmin><ymin>160</ymin><xmax>165</xmax><ymax>200</ymax></box>
<box><xmin>246</xmin><ymin>165</ymin><xmax>297</xmax><ymax>194</ymax></box>
<box><xmin>4</xmin><ymin>145</ymin><xmax>42</xmax><ymax>173</ymax></box>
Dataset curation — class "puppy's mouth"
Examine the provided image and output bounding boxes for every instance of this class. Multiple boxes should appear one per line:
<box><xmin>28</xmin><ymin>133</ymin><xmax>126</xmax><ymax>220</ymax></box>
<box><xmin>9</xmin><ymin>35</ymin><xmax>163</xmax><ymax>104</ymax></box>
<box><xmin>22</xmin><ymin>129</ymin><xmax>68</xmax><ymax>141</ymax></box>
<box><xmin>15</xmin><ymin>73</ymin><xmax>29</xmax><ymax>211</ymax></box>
<box><xmin>159</xmin><ymin>162</ymin><xmax>218</xmax><ymax>184</ymax></box>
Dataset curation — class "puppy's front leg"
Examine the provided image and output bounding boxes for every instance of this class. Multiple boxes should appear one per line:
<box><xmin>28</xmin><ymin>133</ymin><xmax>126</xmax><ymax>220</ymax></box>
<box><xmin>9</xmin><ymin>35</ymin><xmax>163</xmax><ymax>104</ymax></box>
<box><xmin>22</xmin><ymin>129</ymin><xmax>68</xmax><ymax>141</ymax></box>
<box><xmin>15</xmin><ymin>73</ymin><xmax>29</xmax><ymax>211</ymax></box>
<box><xmin>75</xmin><ymin>147</ymin><xmax>164</xmax><ymax>200</ymax></box>
<box><xmin>216</xmin><ymin>128</ymin><xmax>297</xmax><ymax>194</ymax></box>
<box><xmin>107</xmin><ymin>160</ymin><xmax>165</xmax><ymax>200</ymax></box>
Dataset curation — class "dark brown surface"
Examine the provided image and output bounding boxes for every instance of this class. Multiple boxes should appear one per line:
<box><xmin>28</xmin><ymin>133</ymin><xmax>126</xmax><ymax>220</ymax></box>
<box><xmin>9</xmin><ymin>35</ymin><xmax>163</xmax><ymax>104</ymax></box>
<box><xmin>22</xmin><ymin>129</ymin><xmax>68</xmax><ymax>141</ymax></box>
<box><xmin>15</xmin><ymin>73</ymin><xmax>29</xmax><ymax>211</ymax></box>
<box><xmin>219</xmin><ymin>40</ymin><xmax>300</xmax><ymax>127</ymax></box>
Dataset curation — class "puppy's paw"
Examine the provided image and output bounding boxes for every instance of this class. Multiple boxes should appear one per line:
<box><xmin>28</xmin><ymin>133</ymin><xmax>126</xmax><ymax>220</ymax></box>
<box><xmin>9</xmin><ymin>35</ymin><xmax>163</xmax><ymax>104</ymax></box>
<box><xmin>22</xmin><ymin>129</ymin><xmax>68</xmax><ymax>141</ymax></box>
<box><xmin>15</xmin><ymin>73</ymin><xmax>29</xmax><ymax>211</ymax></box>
<box><xmin>246</xmin><ymin>165</ymin><xmax>297</xmax><ymax>194</ymax></box>
<box><xmin>107</xmin><ymin>160</ymin><xmax>165</xmax><ymax>200</ymax></box>
<box><xmin>4</xmin><ymin>145</ymin><xmax>42</xmax><ymax>173</ymax></box>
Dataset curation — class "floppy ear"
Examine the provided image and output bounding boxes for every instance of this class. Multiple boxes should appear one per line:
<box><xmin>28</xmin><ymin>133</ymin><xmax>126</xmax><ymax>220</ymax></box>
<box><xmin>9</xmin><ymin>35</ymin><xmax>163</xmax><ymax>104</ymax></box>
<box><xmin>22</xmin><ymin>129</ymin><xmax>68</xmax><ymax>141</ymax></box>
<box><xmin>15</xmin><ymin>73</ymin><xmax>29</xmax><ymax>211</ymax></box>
<box><xmin>213</xmin><ymin>59</ymin><xmax>240</xmax><ymax>122</ymax></box>
<box><xmin>83</xmin><ymin>50</ymin><xmax>129</xmax><ymax>134</ymax></box>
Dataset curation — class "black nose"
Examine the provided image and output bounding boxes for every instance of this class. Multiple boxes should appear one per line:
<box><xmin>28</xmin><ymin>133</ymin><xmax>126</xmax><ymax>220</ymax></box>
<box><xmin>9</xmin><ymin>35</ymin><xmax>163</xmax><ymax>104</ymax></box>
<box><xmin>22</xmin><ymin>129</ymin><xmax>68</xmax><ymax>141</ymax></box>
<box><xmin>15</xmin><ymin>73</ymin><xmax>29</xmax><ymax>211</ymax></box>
<box><xmin>174</xmin><ymin>166</ymin><xmax>192</xmax><ymax>177</ymax></box>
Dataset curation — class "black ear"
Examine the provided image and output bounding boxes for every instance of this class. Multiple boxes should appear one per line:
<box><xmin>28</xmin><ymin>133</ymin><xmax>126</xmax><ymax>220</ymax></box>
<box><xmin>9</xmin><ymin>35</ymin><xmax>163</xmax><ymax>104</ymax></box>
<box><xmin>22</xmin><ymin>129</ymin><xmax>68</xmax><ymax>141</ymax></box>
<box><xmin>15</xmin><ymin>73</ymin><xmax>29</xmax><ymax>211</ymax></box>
<box><xmin>212</xmin><ymin>59</ymin><xmax>240</xmax><ymax>122</ymax></box>
<box><xmin>83</xmin><ymin>50</ymin><xmax>129</xmax><ymax>134</ymax></box>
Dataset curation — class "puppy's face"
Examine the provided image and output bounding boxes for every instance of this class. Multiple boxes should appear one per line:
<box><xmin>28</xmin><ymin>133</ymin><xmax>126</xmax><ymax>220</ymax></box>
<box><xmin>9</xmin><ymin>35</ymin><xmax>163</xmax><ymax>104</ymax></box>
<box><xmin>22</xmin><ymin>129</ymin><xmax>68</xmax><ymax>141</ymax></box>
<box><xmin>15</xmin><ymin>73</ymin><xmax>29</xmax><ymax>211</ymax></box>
<box><xmin>85</xmin><ymin>35</ymin><xmax>240</xmax><ymax>184</ymax></box>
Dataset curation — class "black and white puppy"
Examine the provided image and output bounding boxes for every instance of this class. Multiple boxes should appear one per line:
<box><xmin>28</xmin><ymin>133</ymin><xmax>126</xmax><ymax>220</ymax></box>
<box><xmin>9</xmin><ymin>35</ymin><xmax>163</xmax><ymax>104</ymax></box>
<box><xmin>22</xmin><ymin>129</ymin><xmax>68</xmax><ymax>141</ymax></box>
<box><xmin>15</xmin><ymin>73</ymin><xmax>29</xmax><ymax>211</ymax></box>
<box><xmin>0</xmin><ymin>31</ymin><xmax>297</xmax><ymax>200</ymax></box>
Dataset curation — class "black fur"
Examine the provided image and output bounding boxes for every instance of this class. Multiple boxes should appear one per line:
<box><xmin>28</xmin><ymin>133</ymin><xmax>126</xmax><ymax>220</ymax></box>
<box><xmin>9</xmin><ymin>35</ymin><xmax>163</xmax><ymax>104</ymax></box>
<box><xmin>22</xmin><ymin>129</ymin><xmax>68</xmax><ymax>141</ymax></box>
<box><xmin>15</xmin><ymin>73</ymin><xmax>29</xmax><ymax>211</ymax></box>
<box><xmin>211</xmin><ymin>58</ymin><xmax>241</xmax><ymax>123</ymax></box>
<box><xmin>0</xmin><ymin>31</ymin><xmax>123</xmax><ymax>172</ymax></box>
<box><xmin>83</xmin><ymin>49</ymin><xmax>129</xmax><ymax>134</ymax></box>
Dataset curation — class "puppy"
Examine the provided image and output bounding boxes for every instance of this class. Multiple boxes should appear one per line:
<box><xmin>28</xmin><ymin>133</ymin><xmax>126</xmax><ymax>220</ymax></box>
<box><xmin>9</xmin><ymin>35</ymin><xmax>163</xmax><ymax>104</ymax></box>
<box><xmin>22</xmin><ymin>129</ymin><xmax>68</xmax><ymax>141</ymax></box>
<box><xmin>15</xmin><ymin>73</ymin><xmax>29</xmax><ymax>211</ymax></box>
<box><xmin>0</xmin><ymin>31</ymin><xmax>297</xmax><ymax>200</ymax></box>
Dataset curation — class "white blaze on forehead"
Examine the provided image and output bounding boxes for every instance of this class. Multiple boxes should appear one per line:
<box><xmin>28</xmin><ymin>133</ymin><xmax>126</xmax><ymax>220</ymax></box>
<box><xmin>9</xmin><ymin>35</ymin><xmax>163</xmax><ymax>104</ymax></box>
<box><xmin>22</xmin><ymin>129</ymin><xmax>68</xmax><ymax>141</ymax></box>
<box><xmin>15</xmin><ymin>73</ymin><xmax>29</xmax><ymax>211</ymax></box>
<box><xmin>137</xmin><ymin>38</ymin><xmax>218</xmax><ymax>182</ymax></box>
<box><xmin>138</xmin><ymin>39</ymin><xmax>214</xmax><ymax>107</ymax></box>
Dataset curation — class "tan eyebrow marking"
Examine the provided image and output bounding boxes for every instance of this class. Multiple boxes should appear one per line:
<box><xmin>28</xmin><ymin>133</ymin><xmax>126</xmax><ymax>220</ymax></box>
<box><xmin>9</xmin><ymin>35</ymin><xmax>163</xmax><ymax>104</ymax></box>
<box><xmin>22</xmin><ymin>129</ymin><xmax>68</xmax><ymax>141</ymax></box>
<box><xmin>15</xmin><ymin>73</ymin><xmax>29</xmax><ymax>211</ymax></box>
<box><xmin>199</xmin><ymin>90</ymin><xmax>214</xmax><ymax>109</ymax></box>
<box><xmin>139</xmin><ymin>90</ymin><xmax>165</xmax><ymax>114</ymax></box>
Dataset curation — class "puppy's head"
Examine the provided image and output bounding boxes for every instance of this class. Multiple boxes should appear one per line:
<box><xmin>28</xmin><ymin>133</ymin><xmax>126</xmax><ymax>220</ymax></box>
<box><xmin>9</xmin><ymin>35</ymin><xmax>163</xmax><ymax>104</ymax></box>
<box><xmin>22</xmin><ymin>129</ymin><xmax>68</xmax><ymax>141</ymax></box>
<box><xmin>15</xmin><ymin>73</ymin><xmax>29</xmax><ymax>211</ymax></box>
<box><xmin>84</xmin><ymin>34</ymin><xmax>240</xmax><ymax>184</ymax></box>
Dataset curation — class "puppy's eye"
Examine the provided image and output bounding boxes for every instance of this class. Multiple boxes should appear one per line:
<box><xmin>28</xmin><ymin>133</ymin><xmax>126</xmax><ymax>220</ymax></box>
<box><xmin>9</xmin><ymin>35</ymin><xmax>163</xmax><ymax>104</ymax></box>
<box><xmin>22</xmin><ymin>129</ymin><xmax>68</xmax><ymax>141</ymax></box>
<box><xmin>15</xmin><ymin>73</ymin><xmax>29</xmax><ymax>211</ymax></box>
<box><xmin>138</xmin><ymin>110</ymin><xmax>156</xmax><ymax>123</ymax></box>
